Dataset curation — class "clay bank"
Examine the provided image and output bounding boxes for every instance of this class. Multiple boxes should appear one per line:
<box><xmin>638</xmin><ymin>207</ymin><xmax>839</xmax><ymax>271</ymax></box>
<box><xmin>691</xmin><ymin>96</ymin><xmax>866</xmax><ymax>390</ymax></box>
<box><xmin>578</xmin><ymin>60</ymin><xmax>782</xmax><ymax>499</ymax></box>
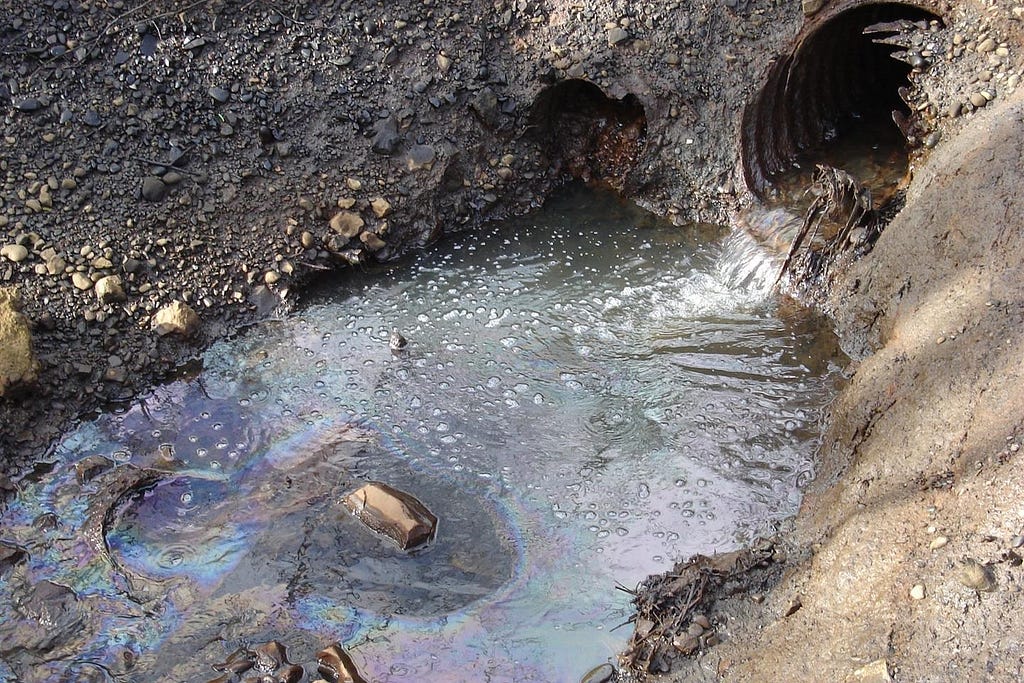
<box><xmin>1</xmin><ymin>0</ymin><xmax>1023</xmax><ymax>681</ymax></box>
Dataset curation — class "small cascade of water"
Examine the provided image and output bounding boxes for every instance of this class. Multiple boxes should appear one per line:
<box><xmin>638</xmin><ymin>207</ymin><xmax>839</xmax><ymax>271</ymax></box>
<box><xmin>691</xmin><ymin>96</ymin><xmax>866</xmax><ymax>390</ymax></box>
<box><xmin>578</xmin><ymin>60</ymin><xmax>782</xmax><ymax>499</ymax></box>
<box><xmin>716</xmin><ymin>207</ymin><xmax>803</xmax><ymax>296</ymax></box>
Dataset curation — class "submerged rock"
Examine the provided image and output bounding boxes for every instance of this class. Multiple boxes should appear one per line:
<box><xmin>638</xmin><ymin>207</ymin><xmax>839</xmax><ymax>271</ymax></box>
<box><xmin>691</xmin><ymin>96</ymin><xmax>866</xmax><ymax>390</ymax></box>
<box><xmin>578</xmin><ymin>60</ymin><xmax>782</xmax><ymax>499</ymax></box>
<box><xmin>343</xmin><ymin>482</ymin><xmax>437</xmax><ymax>550</ymax></box>
<box><xmin>0</xmin><ymin>287</ymin><xmax>39</xmax><ymax>397</ymax></box>
<box><xmin>317</xmin><ymin>643</ymin><xmax>369</xmax><ymax>683</ymax></box>
<box><xmin>580</xmin><ymin>662</ymin><xmax>617</xmax><ymax>683</ymax></box>
<box><xmin>389</xmin><ymin>330</ymin><xmax>408</xmax><ymax>353</ymax></box>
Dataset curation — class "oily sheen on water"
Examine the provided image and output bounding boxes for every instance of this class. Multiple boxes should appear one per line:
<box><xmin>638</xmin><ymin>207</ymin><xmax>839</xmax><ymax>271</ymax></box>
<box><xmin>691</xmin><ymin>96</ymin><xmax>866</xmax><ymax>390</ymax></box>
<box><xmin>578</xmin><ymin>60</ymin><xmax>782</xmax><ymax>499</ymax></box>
<box><xmin>0</xmin><ymin>187</ymin><xmax>842</xmax><ymax>682</ymax></box>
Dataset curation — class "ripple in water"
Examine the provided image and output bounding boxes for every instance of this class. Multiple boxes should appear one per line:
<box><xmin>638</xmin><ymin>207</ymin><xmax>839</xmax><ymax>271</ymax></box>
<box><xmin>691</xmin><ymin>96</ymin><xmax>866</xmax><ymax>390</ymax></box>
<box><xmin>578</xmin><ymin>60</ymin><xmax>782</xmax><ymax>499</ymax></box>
<box><xmin>0</xmin><ymin>185</ymin><xmax>843</xmax><ymax>682</ymax></box>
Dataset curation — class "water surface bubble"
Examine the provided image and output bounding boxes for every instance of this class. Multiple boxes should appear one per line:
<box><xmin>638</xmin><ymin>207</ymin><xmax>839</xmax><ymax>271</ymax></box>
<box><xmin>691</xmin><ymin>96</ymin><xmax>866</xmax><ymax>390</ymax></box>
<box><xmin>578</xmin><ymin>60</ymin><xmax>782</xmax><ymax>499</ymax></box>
<box><xmin>1</xmin><ymin>185</ymin><xmax>844</xmax><ymax>682</ymax></box>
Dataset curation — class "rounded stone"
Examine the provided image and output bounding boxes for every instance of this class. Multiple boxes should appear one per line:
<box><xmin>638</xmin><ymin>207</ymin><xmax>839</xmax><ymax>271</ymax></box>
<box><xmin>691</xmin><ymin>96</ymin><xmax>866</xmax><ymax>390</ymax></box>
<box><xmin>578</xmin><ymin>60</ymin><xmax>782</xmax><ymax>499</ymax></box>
<box><xmin>141</xmin><ymin>176</ymin><xmax>167</xmax><ymax>202</ymax></box>
<box><xmin>1</xmin><ymin>244</ymin><xmax>29</xmax><ymax>263</ymax></box>
<box><xmin>71</xmin><ymin>273</ymin><xmax>94</xmax><ymax>291</ymax></box>
<box><xmin>95</xmin><ymin>275</ymin><xmax>126</xmax><ymax>304</ymax></box>
<box><xmin>151</xmin><ymin>301</ymin><xmax>199</xmax><ymax>337</ymax></box>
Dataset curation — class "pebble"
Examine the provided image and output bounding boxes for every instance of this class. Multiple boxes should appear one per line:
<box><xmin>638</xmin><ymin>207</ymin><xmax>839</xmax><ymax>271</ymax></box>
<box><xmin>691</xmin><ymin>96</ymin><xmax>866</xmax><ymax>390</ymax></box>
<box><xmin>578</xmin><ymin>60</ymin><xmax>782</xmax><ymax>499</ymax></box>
<box><xmin>71</xmin><ymin>273</ymin><xmax>93</xmax><ymax>291</ymax></box>
<box><xmin>208</xmin><ymin>86</ymin><xmax>230</xmax><ymax>103</ymax></box>
<box><xmin>371</xmin><ymin>116</ymin><xmax>401</xmax><ymax>156</ymax></box>
<box><xmin>802</xmin><ymin>0</ymin><xmax>825</xmax><ymax>16</ymax></box>
<box><xmin>852</xmin><ymin>659</ymin><xmax>893</xmax><ymax>682</ymax></box>
<box><xmin>607</xmin><ymin>27</ymin><xmax>631</xmax><ymax>46</ymax></box>
<box><xmin>909</xmin><ymin>584</ymin><xmax>926</xmax><ymax>600</ymax></box>
<box><xmin>151</xmin><ymin>301</ymin><xmax>199</xmax><ymax>337</ymax></box>
<box><xmin>141</xmin><ymin>176</ymin><xmax>167</xmax><ymax>202</ymax></box>
<box><xmin>46</xmin><ymin>255</ymin><xmax>67</xmax><ymax>275</ymax></box>
<box><xmin>370</xmin><ymin>197</ymin><xmax>392</xmax><ymax>218</ymax></box>
<box><xmin>1</xmin><ymin>245</ymin><xmax>29</xmax><ymax>263</ymax></box>
<box><xmin>970</xmin><ymin>92</ymin><xmax>988</xmax><ymax>108</ymax></box>
<box><xmin>95</xmin><ymin>275</ymin><xmax>126</xmax><ymax>304</ymax></box>
<box><xmin>672</xmin><ymin>633</ymin><xmax>699</xmax><ymax>655</ymax></box>
<box><xmin>359</xmin><ymin>231</ymin><xmax>387</xmax><ymax>252</ymax></box>
<box><xmin>977</xmin><ymin>37</ymin><xmax>996</xmax><ymax>53</ymax></box>
<box><xmin>929</xmin><ymin>535</ymin><xmax>949</xmax><ymax>550</ymax></box>
<box><xmin>956</xmin><ymin>558</ymin><xmax>996</xmax><ymax>592</ymax></box>
<box><xmin>580</xmin><ymin>663</ymin><xmax>616</xmax><ymax>683</ymax></box>
<box><xmin>14</xmin><ymin>98</ymin><xmax>42</xmax><ymax>112</ymax></box>
<box><xmin>406</xmin><ymin>144</ymin><xmax>435</xmax><ymax>171</ymax></box>
<box><xmin>103</xmin><ymin>366</ymin><xmax>127</xmax><ymax>383</ymax></box>
<box><xmin>329</xmin><ymin>211</ymin><xmax>364</xmax><ymax>238</ymax></box>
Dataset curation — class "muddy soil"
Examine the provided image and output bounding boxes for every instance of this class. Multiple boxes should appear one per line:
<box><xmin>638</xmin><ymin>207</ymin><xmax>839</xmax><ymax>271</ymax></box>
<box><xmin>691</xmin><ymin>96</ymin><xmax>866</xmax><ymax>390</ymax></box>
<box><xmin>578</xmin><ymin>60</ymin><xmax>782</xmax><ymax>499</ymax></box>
<box><xmin>637</xmin><ymin>86</ymin><xmax>1024</xmax><ymax>683</ymax></box>
<box><xmin>2</xmin><ymin>0</ymin><xmax>1024</xmax><ymax>681</ymax></box>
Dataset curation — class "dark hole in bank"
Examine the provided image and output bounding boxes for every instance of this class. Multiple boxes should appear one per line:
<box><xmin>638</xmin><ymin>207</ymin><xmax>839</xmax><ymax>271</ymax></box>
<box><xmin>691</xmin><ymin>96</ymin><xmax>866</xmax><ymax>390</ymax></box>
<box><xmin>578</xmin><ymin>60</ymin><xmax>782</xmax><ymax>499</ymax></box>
<box><xmin>528</xmin><ymin>79</ymin><xmax>647</xmax><ymax>188</ymax></box>
<box><xmin>741</xmin><ymin>3</ymin><xmax>943</xmax><ymax>201</ymax></box>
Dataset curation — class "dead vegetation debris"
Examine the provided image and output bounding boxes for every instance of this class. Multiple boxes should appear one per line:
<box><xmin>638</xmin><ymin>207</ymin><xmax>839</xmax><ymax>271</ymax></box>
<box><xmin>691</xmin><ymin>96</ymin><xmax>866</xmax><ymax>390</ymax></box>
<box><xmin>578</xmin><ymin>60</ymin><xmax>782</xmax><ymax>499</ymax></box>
<box><xmin>621</xmin><ymin>538</ymin><xmax>778</xmax><ymax>676</ymax></box>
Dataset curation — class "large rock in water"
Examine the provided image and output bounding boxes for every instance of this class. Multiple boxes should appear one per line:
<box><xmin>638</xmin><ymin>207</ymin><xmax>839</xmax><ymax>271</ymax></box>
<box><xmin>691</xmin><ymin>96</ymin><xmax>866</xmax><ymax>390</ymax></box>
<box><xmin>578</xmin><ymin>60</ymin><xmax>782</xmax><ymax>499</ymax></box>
<box><xmin>0</xmin><ymin>287</ymin><xmax>39</xmax><ymax>397</ymax></box>
<box><xmin>343</xmin><ymin>482</ymin><xmax>437</xmax><ymax>550</ymax></box>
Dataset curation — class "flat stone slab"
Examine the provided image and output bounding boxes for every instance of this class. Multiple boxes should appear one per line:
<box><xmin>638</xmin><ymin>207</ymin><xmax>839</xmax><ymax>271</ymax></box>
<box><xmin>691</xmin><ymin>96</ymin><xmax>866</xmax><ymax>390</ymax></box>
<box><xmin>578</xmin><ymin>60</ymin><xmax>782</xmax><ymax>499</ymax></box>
<box><xmin>343</xmin><ymin>482</ymin><xmax>437</xmax><ymax>550</ymax></box>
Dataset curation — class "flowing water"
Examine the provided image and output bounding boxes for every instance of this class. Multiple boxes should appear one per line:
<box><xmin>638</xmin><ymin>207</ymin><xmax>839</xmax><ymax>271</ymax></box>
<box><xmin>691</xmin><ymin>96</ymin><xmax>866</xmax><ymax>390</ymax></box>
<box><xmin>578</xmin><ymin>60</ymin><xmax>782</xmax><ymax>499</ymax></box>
<box><xmin>0</xmin><ymin>186</ymin><xmax>844</xmax><ymax>682</ymax></box>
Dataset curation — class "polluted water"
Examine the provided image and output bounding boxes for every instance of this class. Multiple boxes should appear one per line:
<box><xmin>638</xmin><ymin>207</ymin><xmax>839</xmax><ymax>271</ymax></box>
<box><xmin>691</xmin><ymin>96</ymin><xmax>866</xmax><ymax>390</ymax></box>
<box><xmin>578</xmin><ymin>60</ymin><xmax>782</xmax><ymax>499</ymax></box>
<box><xmin>0</xmin><ymin>185</ymin><xmax>845</xmax><ymax>682</ymax></box>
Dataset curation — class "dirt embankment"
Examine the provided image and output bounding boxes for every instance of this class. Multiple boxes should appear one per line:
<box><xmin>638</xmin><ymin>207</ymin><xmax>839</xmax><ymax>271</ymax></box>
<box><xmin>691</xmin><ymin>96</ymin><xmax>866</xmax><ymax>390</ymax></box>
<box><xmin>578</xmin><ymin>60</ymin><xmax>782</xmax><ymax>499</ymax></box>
<box><xmin>661</xmin><ymin>86</ymin><xmax>1024</xmax><ymax>683</ymax></box>
<box><xmin>638</xmin><ymin>15</ymin><xmax>1024</xmax><ymax>683</ymax></box>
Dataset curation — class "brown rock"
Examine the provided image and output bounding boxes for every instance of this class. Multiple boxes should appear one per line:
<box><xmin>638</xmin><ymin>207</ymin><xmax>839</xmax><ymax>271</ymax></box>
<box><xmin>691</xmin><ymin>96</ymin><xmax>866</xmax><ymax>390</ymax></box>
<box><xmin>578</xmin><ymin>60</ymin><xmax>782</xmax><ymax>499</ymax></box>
<box><xmin>802</xmin><ymin>0</ymin><xmax>825</xmax><ymax>16</ymax></box>
<box><xmin>956</xmin><ymin>558</ymin><xmax>996</xmax><ymax>592</ymax></box>
<box><xmin>329</xmin><ymin>211</ymin><xmax>365</xmax><ymax>238</ymax></box>
<box><xmin>151</xmin><ymin>301</ymin><xmax>199</xmax><ymax>337</ymax></box>
<box><xmin>71</xmin><ymin>272</ymin><xmax>93</xmax><ymax>291</ymax></box>
<box><xmin>253</xmin><ymin>640</ymin><xmax>289</xmax><ymax>672</ymax></box>
<box><xmin>316</xmin><ymin>643</ymin><xmax>368</xmax><ymax>683</ymax></box>
<box><xmin>0</xmin><ymin>287</ymin><xmax>39</xmax><ymax>396</ymax></box>
<box><xmin>344</xmin><ymin>482</ymin><xmax>437</xmax><ymax>550</ymax></box>
<box><xmin>850</xmin><ymin>659</ymin><xmax>892</xmax><ymax>683</ymax></box>
<box><xmin>95</xmin><ymin>275</ymin><xmax>126</xmax><ymax>304</ymax></box>
<box><xmin>359</xmin><ymin>231</ymin><xmax>387</xmax><ymax>252</ymax></box>
<box><xmin>370</xmin><ymin>197</ymin><xmax>392</xmax><ymax>218</ymax></box>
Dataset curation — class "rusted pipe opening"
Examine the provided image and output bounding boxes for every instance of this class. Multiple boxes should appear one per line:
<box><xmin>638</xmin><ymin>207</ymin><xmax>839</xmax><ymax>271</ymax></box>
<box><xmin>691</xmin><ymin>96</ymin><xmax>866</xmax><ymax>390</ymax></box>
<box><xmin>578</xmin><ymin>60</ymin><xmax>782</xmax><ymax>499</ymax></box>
<box><xmin>742</xmin><ymin>3</ymin><xmax>942</xmax><ymax>199</ymax></box>
<box><xmin>529</xmin><ymin>79</ymin><xmax>647</xmax><ymax>188</ymax></box>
